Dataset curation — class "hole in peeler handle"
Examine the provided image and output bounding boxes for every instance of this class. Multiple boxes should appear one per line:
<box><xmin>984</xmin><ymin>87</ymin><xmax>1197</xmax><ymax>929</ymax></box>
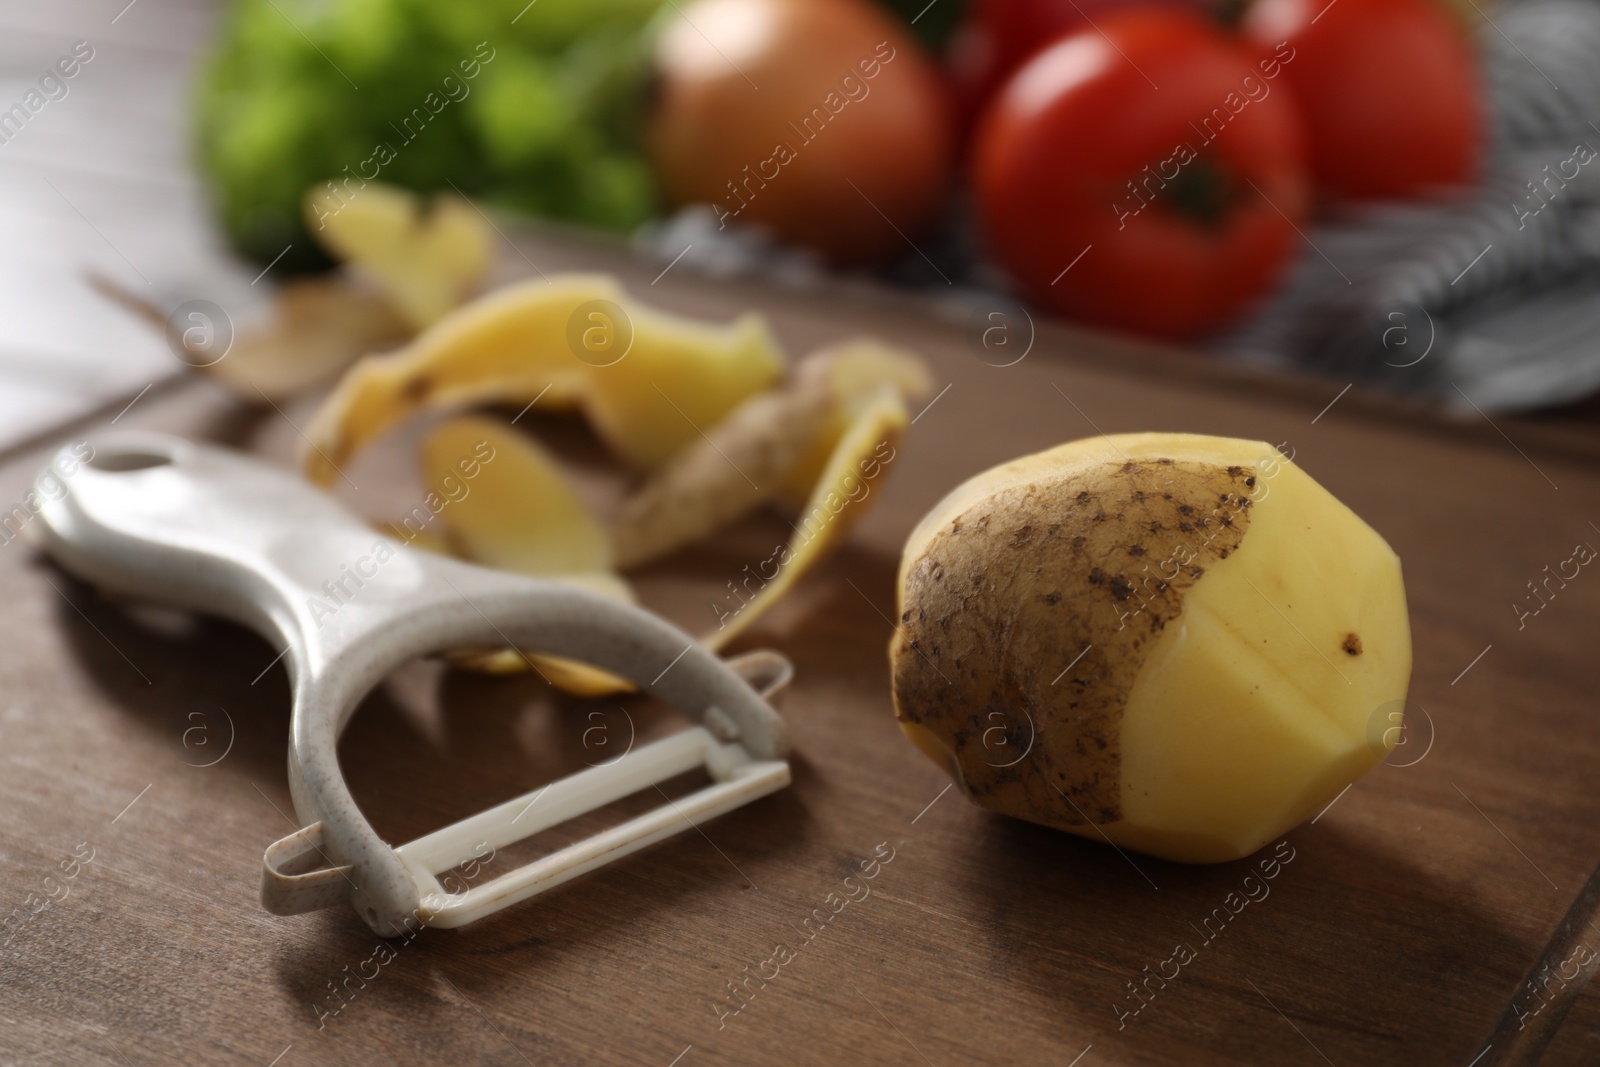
<box><xmin>86</xmin><ymin>449</ymin><xmax>173</xmax><ymax>473</ymax></box>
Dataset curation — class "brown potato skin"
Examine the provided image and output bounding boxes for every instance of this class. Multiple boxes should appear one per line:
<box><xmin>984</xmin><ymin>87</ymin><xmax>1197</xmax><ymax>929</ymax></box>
<box><xmin>891</xmin><ymin>457</ymin><xmax>1256</xmax><ymax>830</ymax></box>
<box><xmin>611</xmin><ymin>381</ymin><xmax>832</xmax><ymax>569</ymax></box>
<box><xmin>648</xmin><ymin>0</ymin><xmax>954</xmax><ymax>265</ymax></box>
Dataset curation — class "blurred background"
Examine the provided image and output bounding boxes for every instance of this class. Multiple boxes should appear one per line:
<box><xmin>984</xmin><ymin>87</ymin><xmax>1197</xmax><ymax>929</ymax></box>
<box><xmin>4</xmin><ymin>0</ymin><xmax>1600</xmax><ymax>453</ymax></box>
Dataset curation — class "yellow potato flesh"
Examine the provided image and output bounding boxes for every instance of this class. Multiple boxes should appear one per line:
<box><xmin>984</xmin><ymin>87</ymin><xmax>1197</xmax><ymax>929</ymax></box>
<box><xmin>1110</xmin><ymin>439</ymin><xmax>1410</xmax><ymax>861</ymax></box>
<box><xmin>892</xmin><ymin>433</ymin><xmax>1411</xmax><ymax>863</ymax></box>
<box><xmin>305</xmin><ymin>183</ymin><xmax>493</xmax><ymax>331</ymax></box>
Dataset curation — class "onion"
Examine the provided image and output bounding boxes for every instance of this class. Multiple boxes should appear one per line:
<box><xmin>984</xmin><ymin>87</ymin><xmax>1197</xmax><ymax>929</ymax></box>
<box><xmin>649</xmin><ymin>0</ymin><xmax>954</xmax><ymax>265</ymax></box>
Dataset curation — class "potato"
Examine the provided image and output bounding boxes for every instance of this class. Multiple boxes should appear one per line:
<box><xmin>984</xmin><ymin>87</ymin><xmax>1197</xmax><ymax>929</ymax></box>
<box><xmin>890</xmin><ymin>433</ymin><xmax>1411</xmax><ymax>863</ymax></box>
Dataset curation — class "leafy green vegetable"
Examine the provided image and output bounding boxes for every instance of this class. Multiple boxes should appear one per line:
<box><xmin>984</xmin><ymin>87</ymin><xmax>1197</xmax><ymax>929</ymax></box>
<box><xmin>195</xmin><ymin>0</ymin><xmax>665</xmax><ymax>269</ymax></box>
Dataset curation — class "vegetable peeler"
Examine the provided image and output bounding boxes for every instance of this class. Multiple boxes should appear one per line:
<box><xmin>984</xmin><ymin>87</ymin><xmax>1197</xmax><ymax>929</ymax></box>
<box><xmin>34</xmin><ymin>433</ymin><xmax>791</xmax><ymax>936</ymax></box>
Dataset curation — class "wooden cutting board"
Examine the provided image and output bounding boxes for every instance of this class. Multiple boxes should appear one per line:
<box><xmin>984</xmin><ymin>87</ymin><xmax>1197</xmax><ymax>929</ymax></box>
<box><xmin>2</xmin><ymin>238</ymin><xmax>1599</xmax><ymax>1067</ymax></box>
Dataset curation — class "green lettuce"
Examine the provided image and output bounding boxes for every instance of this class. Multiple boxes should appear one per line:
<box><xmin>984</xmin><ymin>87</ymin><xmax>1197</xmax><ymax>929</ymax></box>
<box><xmin>194</xmin><ymin>0</ymin><xmax>665</xmax><ymax>269</ymax></box>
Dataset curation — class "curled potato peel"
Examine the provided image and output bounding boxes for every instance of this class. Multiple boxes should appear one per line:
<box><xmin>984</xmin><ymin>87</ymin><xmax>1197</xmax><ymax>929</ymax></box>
<box><xmin>417</xmin><ymin>366</ymin><xmax>913</xmax><ymax>694</ymax></box>
<box><xmin>419</xmin><ymin>416</ymin><xmax>625</xmax><ymax>589</ymax></box>
<box><xmin>303</xmin><ymin>275</ymin><xmax>614</xmax><ymax>486</ymax></box>
<box><xmin>612</xmin><ymin>339</ymin><xmax>930</xmax><ymax>569</ymax></box>
<box><xmin>85</xmin><ymin>271</ymin><xmax>411</xmax><ymax>403</ymax></box>
<box><xmin>301</xmin><ymin>274</ymin><xmax>785</xmax><ymax>486</ymax></box>
<box><xmin>777</xmin><ymin>339</ymin><xmax>933</xmax><ymax>507</ymax></box>
<box><xmin>212</xmin><ymin>279</ymin><xmax>415</xmax><ymax>402</ymax></box>
<box><xmin>382</xmin><ymin>524</ymin><xmax>451</xmax><ymax>558</ymax></box>
<box><xmin>576</xmin><ymin>306</ymin><xmax>785</xmax><ymax>470</ymax></box>
<box><xmin>95</xmin><ymin>182</ymin><xmax>490</xmax><ymax>406</ymax></box>
<box><xmin>610</xmin><ymin>376</ymin><xmax>834</xmax><ymax>571</ymax></box>
<box><xmin>703</xmin><ymin>385</ymin><xmax>907</xmax><ymax>653</ymax></box>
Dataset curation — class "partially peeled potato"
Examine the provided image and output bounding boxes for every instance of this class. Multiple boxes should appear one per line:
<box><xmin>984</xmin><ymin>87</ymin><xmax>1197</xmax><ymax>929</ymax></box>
<box><xmin>891</xmin><ymin>433</ymin><xmax>1412</xmax><ymax>863</ymax></box>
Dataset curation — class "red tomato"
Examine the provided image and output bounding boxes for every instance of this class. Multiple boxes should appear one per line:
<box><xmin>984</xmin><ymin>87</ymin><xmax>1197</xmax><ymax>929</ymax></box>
<box><xmin>948</xmin><ymin>0</ymin><xmax>1208</xmax><ymax>126</ymax></box>
<box><xmin>1243</xmin><ymin>0</ymin><xmax>1482</xmax><ymax>200</ymax></box>
<box><xmin>972</xmin><ymin>11</ymin><xmax>1311</xmax><ymax>340</ymax></box>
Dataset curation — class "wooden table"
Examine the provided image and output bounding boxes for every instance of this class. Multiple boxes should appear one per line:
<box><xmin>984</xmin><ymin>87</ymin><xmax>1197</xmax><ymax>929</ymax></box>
<box><xmin>0</xmin><ymin>0</ymin><xmax>257</xmax><ymax>453</ymax></box>
<box><xmin>3</xmin><ymin>233</ymin><xmax>1600</xmax><ymax>1066</ymax></box>
<box><xmin>6</xmin><ymin>0</ymin><xmax>1600</xmax><ymax>1062</ymax></box>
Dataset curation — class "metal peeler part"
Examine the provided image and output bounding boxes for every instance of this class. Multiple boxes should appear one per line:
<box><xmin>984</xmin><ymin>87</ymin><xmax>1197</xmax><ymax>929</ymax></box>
<box><xmin>34</xmin><ymin>433</ymin><xmax>792</xmax><ymax>936</ymax></box>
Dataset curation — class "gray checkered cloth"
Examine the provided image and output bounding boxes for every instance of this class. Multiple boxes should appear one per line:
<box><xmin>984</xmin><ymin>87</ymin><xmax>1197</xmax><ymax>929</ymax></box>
<box><xmin>1222</xmin><ymin>0</ymin><xmax>1600</xmax><ymax>411</ymax></box>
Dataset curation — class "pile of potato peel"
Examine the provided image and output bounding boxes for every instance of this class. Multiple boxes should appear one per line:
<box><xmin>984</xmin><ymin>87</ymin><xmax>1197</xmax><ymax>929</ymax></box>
<box><xmin>170</xmin><ymin>182</ymin><xmax>934</xmax><ymax>696</ymax></box>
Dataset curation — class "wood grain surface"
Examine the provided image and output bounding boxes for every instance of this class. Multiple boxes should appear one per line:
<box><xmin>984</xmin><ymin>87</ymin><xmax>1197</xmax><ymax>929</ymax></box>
<box><xmin>2</xmin><ymin>237</ymin><xmax>1599</xmax><ymax>1067</ymax></box>
<box><xmin>0</xmin><ymin>0</ymin><xmax>255</xmax><ymax>452</ymax></box>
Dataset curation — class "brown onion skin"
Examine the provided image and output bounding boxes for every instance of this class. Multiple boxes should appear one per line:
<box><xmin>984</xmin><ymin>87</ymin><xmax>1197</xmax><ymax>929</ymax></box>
<box><xmin>648</xmin><ymin>0</ymin><xmax>954</xmax><ymax>266</ymax></box>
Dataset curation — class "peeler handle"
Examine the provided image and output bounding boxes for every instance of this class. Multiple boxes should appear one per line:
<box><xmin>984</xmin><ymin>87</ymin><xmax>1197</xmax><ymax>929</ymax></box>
<box><xmin>35</xmin><ymin>434</ymin><xmax>793</xmax><ymax>935</ymax></box>
<box><xmin>34</xmin><ymin>434</ymin><xmax>785</xmax><ymax>744</ymax></box>
<box><xmin>32</xmin><ymin>432</ymin><xmax>433</xmax><ymax>658</ymax></box>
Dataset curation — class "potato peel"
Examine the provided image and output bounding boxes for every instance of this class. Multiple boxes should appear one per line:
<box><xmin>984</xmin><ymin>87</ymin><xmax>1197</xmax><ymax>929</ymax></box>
<box><xmin>611</xmin><ymin>377</ymin><xmax>834</xmax><ymax>570</ymax></box>
<box><xmin>611</xmin><ymin>338</ymin><xmax>930</xmax><ymax>569</ymax></box>
<box><xmin>302</xmin><ymin>276</ymin><xmax>613</xmax><ymax>485</ymax></box>
<box><xmin>420</xmin><ymin>416</ymin><xmax>637</xmax><ymax>695</ymax></box>
<box><xmin>578</xmin><ymin>307</ymin><xmax>785</xmax><ymax>470</ymax></box>
<box><xmin>85</xmin><ymin>271</ymin><xmax>411</xmax><ymax>403</ymax></box>
<box><xmin>450</xmin><ymin>648</ymin><xmax>632</xmax><ymax>696</ymax></box>
<box><xmin>211</xmin><ymin>279</ymin><xmax>415</xmax><ymax>401</ymax></box>
<box><xmin>420</xmin><ymin>415</ymin><xmax>625</xmax><ymax>587</ymax></box>
<box><xmin>703</xmin><ymin>385</ymin><xmax>907</xmax><ymax>653</ymax></box>
<box><xmin>434</xmin><ymin>390</ymin><xmax>907</xmax><ymax>691</ymax></box>
<box><xmin>301</xmin><ymin>274</ymin><xmax>784</xmax><ymax>486</ymax></box>
<box><xmin>395</xmin><ymin>340</ymin><xmax>913</xmax><ymax>697</ymax></box>
<box><xmin>381</xmin><ymin>524</ymin><xmax>452</xmax><ymax>557</ymax></box>
<box><xmin>777</xmin><ymin>339</ymin><xmax>933</xmax><ymax>507</ymax></box>
<box><xmin>304</xmin><ymin>182</ymin><xmax>493</xmax><ymax>331</ymax></box>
